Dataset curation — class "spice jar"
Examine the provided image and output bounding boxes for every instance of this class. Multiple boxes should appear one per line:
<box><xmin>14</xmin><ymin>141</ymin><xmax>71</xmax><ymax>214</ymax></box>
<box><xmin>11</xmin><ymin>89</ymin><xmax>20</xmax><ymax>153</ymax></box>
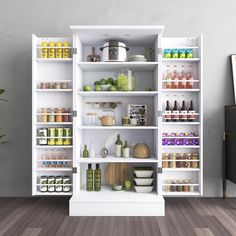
<box><xmin>176</xmin><ymin>153</ymin><xmax>183</xmax><ymax>168</ymax></box>
<box><xmin>56</xmin><ymin>42</ymin><xmax>63</xmax><ymax>58</ymax></box>
<box><xmin>40</xmin><ymin>82</ymin><xmax>46</xmax><ymax>89</ymax></box>
<box><xmin>61</xmin><ymin>82</ymin><xmax>69</xmax><ymax>89</ymax></box>
<box><xmin>162</xmin><ymin>153</ymin><xmax>169</xmax><ymax>168</ymax></box>
<box><xmin>55</xmin><ymin>83</ymin><xmax>61</xmax><ymax>89</ymax></box>
<box><xmin>48</xmin><ymin>42</ymin><xmax>56</xmax><ymax>58</ymax></box>
<box><xmin>165</xmin><ymin>180</ymin><xmax>171</xmax><ymax>192</ymax></box>
<box><xmin>62</xmin><ymin>108</ymin><xmax>69</xmax><ymax>122</ymax></box>
<box><xmin>39</xmin><ymin>108</ymin><xmax>47</xmax><ymax>122</ymax></box>
<box><xmin>63</xmin><ymin>42</ymin><xmax>71</xmax><ymax>58</ymax></box>
<box><xmin>183</xmin><ymin>179</ymin><xmax>189</xmax><ymax>192</ymax></box>
<box><xmin>177</xmin><ymin>180</ymin><xmax>183</xmax><ymax>192</ymax></box>
<box><xmin>189</xmin><ymin>179</ymin><xmax>194</xmax><ymax>192</ymax></box>
<box><xmin>55</xmin><ymin>108</ymin><xmax>62</xmax><ymax>123</ymax></box>
<box><xmin>52</xmin><ymin>83</ymin><xmax>56</xmax><ymax>89</ymax></box>
<box><xmin>191</xmin><ymin>153</ymin><xmax>199</xmax><ymax>168</ymax></box>
<box><xmin>68</xmin><ymin>108</ymin><xmax>72</xmax><ymax>122</ymax></box>
<box><xmin>47</xmin><ymin>108</ymin><xmax>55</xmax><ymax>122</ymax></box>
<box><xmin>186</xmin><ymin>154</ymin><xmax>191</xmax><ymax>168</ymax></box>
<box><xmin>169</xmin><ymin>154</ymin><xmax>176</xmax><ymax>168</ymax></box>
<box><xmin>171</xmin><ymin>180</ymin><xmax>177</xmax><ymax>192</ymax></box>
<box><xmin>46</xmin><ymin>83</ymin><xmax>52</xmax><ymax>89</ymax></box>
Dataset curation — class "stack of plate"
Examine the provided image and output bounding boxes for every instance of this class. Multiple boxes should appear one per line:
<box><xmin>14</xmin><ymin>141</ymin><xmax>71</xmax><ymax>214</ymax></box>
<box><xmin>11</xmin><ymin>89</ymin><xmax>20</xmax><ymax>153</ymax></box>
<box><xmin>133</xmin><ymin>167</ymin><xmax>154</xmax><ymax>193</ymax></box>
<box><xmin>128</xmin><ymin>55</ymin><xmax>147</xmax><ymax>62</ymax></box>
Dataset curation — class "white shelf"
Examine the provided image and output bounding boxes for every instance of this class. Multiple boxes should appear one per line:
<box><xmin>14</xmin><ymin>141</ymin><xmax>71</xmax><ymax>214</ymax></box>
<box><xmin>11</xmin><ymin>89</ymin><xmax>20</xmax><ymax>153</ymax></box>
<box><xmin>35</xmin><ymin>122</ymin><xmax>73</xmax><ymax>125</ymax></box>
<box><xmin>35</xmin><ymin>184</ymin><xmax>73</xmax><ymax>186</ymax></box>
<box><xmin>77</xmin><ymin>91</ymin><xmax>159</xmax><ymax>97</ymax></box>
<box><xmin>78</xmin><ymin>155</ymin><xmax>158</xmax><ymax>163</ymax></box>
<box><xmin>78</xmin><ymin>126</ymin><xmax>158</xmax><ymax>130</ymax></box>
<box><xmin>35</xmin><ymin>191</ymin><xmax>72</xmax><ymax>196</ymax></box>
<box><xmin>36</xmin><ymin>159</ymin><xmax>72</xmax><ymax>162</ymax></box>
<box><xmin>36</xmin><ymin>168</ymin><xmax>72</xmax><ymax>171</ymax></box>
<box><xmin>35</xmin><ymin>145</ymin><xmax>73</xmax><ymax>149</ymax></box>
<box><xmin>35</xmin><ymin>89</ymin><xmax>72</xmax><ymax>92</ymax></box>
<box><xmin>162</xmin><ymin>58</ymin><xmax>200</xmax><ymax>62</ymax></box>
<box><xmin>162</xmin><ymin>122</ymin><xmax>200</xmax><ymax>125</ymax></box>
<box><xmin>77</xmin><ymin>62</ymin><xmax>159</xmax><ymax>72</ymax></box>
<box><xmin>162</xmin><ymin>137</ymin><xmax>199</xmax><ymax>139</ymax></box>
<box><xmin>162</xmin><ymin>89</ymin><xmax>200</xmax><ymax>92</ymax></box>
<box><xmin>162</xmin><ymin>80</ymin><xmax>199</xmax><ymax>83</ymax></box>
<box><xmin>163</xmin><ymin>168</ymin><xmax>200</xmax><ymax>171</ymax></box>
<box><xmin>35</xmin><ymin>58</ymin><xmax>72</xmax><ymax>62</ymax></box>
<box><xmin>162</xmin><ymin>183</ymin><xmax>199</xmax><ymax>186</ymax></box>
<box><xmin>162</xmin><ymin>191</ymin><xmax>200</xmax><ymax>196</ymax></box>
<box><xmin>76</xmin><ymin>186</ymin><xmax>160</xmax><ymax>202</ymax></box>
<box><xmin>36</xmin><ymin>80</ymin><xmax>72</xmax><ymax>82</ymax></box>
<box><xmin>162</xmin><ymin>145</ymin><xmax>200</xmax><ymax>149</ymax></box>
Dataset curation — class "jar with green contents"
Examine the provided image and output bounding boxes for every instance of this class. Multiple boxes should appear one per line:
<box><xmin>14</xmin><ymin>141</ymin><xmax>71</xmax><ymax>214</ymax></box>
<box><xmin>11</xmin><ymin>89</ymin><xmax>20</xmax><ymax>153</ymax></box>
<box><xmin>94</xmin><ymin>164</ymin><xmax>101</xmax><ymax>191</ymax></box>
<box><xmin>86</xmin><ymin>164</ymin><xmax>93</xmax><ymax>191</ymax></box>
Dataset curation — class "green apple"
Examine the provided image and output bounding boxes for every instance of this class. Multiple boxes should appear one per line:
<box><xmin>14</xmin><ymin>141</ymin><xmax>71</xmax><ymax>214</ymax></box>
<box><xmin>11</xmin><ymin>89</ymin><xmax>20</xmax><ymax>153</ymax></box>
<box><xmin>83</xmin><ymin>85</ymin><xmax>91</xmax><ymax>91</ymax></box>
<box><xmin>94</xmin><ymin>85</ymin><xmax>101</xmax><ymax>91</ymax></box>
<box><xmin>100</xmin><ymin>78</ymin><xmax>106</xmax><ymax>85</ymax></box>
<box><xmin>109</xmin><ymin>85</ymin><xmax>117</xmax><ymax>91</ymax></box>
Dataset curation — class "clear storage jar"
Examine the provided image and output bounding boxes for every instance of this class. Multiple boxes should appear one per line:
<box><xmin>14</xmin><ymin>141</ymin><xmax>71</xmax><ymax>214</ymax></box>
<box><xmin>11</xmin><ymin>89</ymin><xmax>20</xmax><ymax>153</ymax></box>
<box><xmin>117</xmin><ymin>69</ymin><xmax>136</xmax><ymax>91</ymax></box>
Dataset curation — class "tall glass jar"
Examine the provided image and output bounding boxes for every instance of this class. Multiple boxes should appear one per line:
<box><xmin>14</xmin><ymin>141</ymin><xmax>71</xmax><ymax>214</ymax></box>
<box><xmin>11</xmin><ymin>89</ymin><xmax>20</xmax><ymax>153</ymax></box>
<box><xmin>117</xmin><ymin>69</ymin><xmax>136</xmax><ymax>91</ymax></box>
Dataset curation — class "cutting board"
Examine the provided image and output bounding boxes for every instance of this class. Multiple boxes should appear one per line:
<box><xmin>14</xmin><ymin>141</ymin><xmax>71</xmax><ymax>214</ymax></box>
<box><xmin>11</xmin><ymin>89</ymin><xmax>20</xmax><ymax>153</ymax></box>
<box><xmin>105</xmin><ymin>163</ymin><xmax>132</xmax><ymax>185</ymax></box>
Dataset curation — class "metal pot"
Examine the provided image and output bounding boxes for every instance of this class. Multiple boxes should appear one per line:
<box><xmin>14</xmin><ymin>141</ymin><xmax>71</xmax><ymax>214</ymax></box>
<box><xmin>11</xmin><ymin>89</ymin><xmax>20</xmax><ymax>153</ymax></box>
<box><xmin>100</xmin><ymin>40</ymin><xmax>129</xmax><ymax>62</ymax></box>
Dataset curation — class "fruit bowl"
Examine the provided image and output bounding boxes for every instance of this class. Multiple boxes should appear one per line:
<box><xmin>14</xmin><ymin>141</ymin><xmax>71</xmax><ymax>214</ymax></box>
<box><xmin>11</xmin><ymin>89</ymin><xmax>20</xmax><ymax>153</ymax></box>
<box><xmin>100</xmin><ymin>85</ymin><xmax>111</xmax><ymax>91</ymax></box>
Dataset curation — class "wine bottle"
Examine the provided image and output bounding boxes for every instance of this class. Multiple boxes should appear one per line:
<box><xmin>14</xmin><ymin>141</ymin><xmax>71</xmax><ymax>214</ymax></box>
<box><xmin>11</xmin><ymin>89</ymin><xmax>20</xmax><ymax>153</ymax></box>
<box><xmin>115</xmin><ymin>134</ymin><xmax>122</xmax><ymax>157</ymax></box>
<box><xmin>165</xmin><ymin>100</ymin><xmax>172</xmax><ymax>122</ymax></box>
<box><xmin>172</xmin><ymin>101</ymin><xmax>179</xmax><ymax>122</ymax></box>
<box><xmin>188</xmin><ymin>100</ymin><xmax>196</xmax><ymax>122</ymax></box>
<box><xmin>180</xmin><ymin>101</ymin><xmax>187</xmax><ymax>122</ymax></box>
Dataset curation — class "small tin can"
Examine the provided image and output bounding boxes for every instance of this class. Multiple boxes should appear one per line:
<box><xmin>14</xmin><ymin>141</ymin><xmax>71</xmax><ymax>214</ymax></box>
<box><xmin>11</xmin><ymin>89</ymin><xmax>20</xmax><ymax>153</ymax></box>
<box><xmin>48</xmin><ymin>42</ymin><xmax>56</xmax><ymax>58</ymax></box>
<box><xmin>48</xmin><ymin>176</ymin><xmax>55</xmax><ymax>192</ymax></box>
<box><xmin>40</xmin><ymin>176</ymin><xmax>48</xmax><ymax>192</ymax></box>
<box><xmin>63</xmin><ymin>176</ymin><xmax>71</xmax><ymax>192</ymax></box>
<box><xmin>55</xmin><ymin>128</ymin><xmax>63</xmax><ymax>145</ymax></box>
<box><xmin>63</xmin><ymin>128</ymin><xmax>72</xmax><ymax>145</ymax></box>
<box><xmin>62</xmin><ymin>42</ymin><xmax>71</xmax><ymax>58</ymax></box>
<box><xmin>55</xmin><ymin>42</ymin><xmax>63</xmax><ymax>58</ymax></box>
<box><xmin>47</xmin><ymin>128</ymin><xmax>55</xmax><ymax>145</ymax></box>
<box><xmin>55</xmin><ymin>176</ymin><xmax>63</xmax><ymax>192</ymax></box>
<box><xmin>41</xmin><ymin>42</ymin><xmax>48</xmax><ymax>58</ymax></box>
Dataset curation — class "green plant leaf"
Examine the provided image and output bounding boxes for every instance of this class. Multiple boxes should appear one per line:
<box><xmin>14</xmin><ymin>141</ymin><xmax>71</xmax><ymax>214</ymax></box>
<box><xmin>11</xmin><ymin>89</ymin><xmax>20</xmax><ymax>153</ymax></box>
<box><xmin>0</xmin><ymin>98</ymin><xmax>8</xmax><ymax>102</ymax></box>
<box><xmin>0</xmin><ymin>89</ymin><xmax>5</xmax><ymax>95</ymax></box>
<box><xmin>0</xmin><ymin>134</ymin><xmax>6</xmax><ymax>139</ymax></box>
<box><xmin>0</xmin><ymin>141</ymin><xmax>9</xmax><ymax>145</ymax></box>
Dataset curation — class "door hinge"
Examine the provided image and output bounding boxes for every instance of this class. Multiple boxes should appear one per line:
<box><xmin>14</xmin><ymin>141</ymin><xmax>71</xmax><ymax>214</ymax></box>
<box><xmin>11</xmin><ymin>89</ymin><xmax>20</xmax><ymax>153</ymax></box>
<box><xmin>73</xmin><ymin>110</ymin><xmax>77</xmax><ymax>117</ymax></box>
<box><xmin>72</xmin><ymin>48</ymin><xmax>77</xmax><ymax>54</ymax></box>
<box><xmin>73</xmin><ymin>167</ymin><xmax>77</xmax><ymax>173</ymax></box>
<box><xmin>157</xmin><ymin>111</ymin><xmax>163</xmax><ymax>117</ymax></box>
<box><xmin>157</xmin><ymin>167</ymin><xmax>162</xmax><ymax>173</ymax></box>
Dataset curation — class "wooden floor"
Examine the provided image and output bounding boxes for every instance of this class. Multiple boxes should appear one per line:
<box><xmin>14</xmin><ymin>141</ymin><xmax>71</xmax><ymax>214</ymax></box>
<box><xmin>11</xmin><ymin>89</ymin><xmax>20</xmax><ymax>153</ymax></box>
<box><xmin>0</xmin><ymin>197</ymin><xmax>236</xmax><ymax>236</ymax></box>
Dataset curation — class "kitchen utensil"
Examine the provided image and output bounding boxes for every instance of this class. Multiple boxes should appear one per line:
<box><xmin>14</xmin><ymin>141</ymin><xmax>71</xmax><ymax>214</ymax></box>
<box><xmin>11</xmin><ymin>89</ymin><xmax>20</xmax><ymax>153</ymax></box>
<box><xmin>134</xmin><ymin>185</ymin><xmax>154</xmax><ymax>193</ymax></box>
<box><xmin>134</xmin><ymin>178</ymin><xmax>153</xmax><ymax>186</ymax></box>
<box><xmin>105</xmin><ymin>163</ymin><xmax>131</xmax><ymax>185</ymax></box>
<box><xmin>100</xmin><ymin>40</ymin><xmax>129</xmax><ymax>62</ymax></box>
<box><xmin>133</xmin><ymin>167</ymin><xmax>153</xmax><ymax>178</ymax></box>
<box><xmin>87</xmin><ymin>47</ymin><xmax>100</xmax><ymax>62</ymax></box>
<box><xmin>98</xmin><ymin>115</ymin><xmax>114</xmax><ymax>126</ymax></box>
<box><xmin>133</xmin><ymin>141</ymin><xmax>150</xmax><ymax>159</ymax></box>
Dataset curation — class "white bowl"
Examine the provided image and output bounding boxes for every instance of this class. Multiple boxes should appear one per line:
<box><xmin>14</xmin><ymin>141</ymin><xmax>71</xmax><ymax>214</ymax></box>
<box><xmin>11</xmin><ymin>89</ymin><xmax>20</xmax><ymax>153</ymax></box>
<box><xmin>134</xmin><ymin>170</ymin><xmax>153</xmax><ymax>178</ymax></box>
<box><xmin>134</xmin><ymin>185</ymin><xmax>154</xmax><ymax>193</ymax></box>
<box><xmin>134</xmin><ymin>178</ymin><xmax>153</xmax><ymax>186</ymax></box>
<box><xmin>100</xmin><ymin>85</ymin><xmax>111</xmax><ymax>91</ymax></box>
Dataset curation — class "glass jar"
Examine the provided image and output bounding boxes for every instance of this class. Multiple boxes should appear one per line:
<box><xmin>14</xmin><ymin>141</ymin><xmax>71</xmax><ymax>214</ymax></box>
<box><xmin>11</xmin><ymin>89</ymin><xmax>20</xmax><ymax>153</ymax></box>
<box><xmin>162</xmin><ymin>153</ymin><xmax>169</xmax><ymax>168</ymax></box>
<box><xmin>55</xmin><ymin>83</ymin><xmax>61</xmax><ymax>89</ymax></box>
<box><xmin>86</xmin><ymin>113</ymin><xmax>97</xmax><ymax>126</ymax></box>
<box><xmin>62</xmin><ymin>108</ymin><xmax>69</xmax><ymax>122</ymax></box>
<box><xmin>54</xmin><ymin>108</ymin><xmax>62</xmax><ymax>123</ymax></box>
<box><xmin>46</xmin><ymin>83</ymin><xmax>52</xmax><ymax>89</ymax></box>
<box><xmin>39</xmin><ymin>108</ymin><xmax>47</xmax><ymax>122</ymax></box>
<box><xmin>47</xmin><ymin>108</ymin><xmax>54</xmax><ymax>122</ymax></box>
<box><xmin>117</xmin><ymin>69</ymin><xmax>136</xmax><ymax>91</ymax></box>
<box><xmin>169</xmin><ymin>154</ymin><xmax>176</xmax><ymax>168</ymax></box>
<box><xmin>61</xmin><ymin>82</ymin><xmax>69</xmax><ymax>89</ymax></box>
<box><xmin>183</xmin><ymin>179</ymin><xmax>189</xmax><ymax>192</ymax></box>
<box><xmin>40</xmin><ymin>82</ymin><xmax>46</xmax><ymax>89</ymax></box>
<box><xmin>189</xmin><ymin>179</ymin><xmax>195</xmax><ymax>192</ymax></box>
<box><xmin>176</xmin><ymin>153</ymin><xmax>183</xmax><ymax>168</ymax></box>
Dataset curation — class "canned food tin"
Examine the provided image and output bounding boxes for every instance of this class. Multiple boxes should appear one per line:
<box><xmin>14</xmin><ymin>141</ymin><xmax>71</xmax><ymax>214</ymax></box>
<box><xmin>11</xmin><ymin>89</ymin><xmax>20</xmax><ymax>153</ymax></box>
<box><xmin>40</xmin><ymin>176</ymin><xmax>48</xmax><ymax>192</ymax></box>
<box><xmin>62</xmin><ymin>42</ymin><xmax>71</xmax><ymax>58</ymax></box>
<box><xmin>38</xmin><ymin>128</ymin><xmax>47</xmax><ymax>145</ymax></box>
<box><xmin>48</xmin><ymin>176</ymin><xmax>55</xmax><ymax>192</ymax></box>
<box><xmin>55</xmin><ymin>128</ymin><xmax>63</xmax><ymax>145</ymax></box>
<box><xmin>55</xmin><ymin>176</ymin><xmax>63</xmax><ymax>192</ymax></box>
<box><xmin>41</xmin><ymin>42</ymin><xmax>48</xmax><ymax>58</ymax></box>
<box><xmin>63</xmin><ymin>128</ymin><xmax>72</xmax><ymax>145</ymax></box>
<box><xmin>55</xmin><ymin>42</ymin><xmax>63</xmax><ymax>58</ymax></box>
<box><xmin>63</xmin><ymin>176</ymin><xmax>71</xmax><ymax>192</ymax></box>
<box><xmin>48</xmin><ymin>128</ymin><xmax>55</xmax><ymax>145</ymax></box>
<box><xmin>48</xmin><ymin>42</ymin><xmax>55</xmax><ymax>58</ymax></box>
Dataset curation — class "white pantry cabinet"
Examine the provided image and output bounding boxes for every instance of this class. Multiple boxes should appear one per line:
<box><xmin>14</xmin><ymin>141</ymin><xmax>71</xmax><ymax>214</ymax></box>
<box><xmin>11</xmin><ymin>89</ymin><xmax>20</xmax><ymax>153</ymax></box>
<box><xmin>32</xmin><ymin>26</ymin><xmax>203</xmax><ymax>216</ymax></box>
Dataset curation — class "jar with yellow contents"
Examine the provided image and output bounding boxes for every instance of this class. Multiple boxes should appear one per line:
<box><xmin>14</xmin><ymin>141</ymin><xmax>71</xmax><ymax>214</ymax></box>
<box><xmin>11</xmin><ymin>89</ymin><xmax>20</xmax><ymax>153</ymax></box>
<box><xmin>56</xmin><ymin>42</ymin><xmax>63</xmax><ymax>58</ymax></box>
<box><xmin>41</xmin><ymin>42</ymin><xmax>48</xmax><ymax>58</ymax></box>
<box><xmin>48</xmin><ymin>42</ymin><xmax>56</xmax><ymax>58</ymax></box>
<box><xmin>63</xmin><ymin>42</ymin><xmax>71</xmax><ymax>58</ymax></box>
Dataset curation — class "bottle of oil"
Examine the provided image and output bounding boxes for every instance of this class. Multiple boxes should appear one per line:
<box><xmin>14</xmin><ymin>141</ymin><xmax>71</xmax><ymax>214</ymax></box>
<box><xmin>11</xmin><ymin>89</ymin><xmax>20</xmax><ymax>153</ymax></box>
<box><xmin>86</xmin><ymin>164</ymin><xmax>93</xmax><ymax>191</ymax></box>
<box><xmin>94</xmin><ymin>164</ymin><xmax>101</xmax><ymax>191</ymax></box>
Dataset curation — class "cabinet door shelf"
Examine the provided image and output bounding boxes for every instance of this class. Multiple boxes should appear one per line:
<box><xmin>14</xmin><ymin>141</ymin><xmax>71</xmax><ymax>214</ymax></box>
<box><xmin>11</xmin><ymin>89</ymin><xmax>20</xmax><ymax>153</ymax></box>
<box><xmin>78</xmin><ymin>91</ymin><xmax>159</xmax><ymax>97</ymax></box>
<box><xmin>36</xmin><ymin>168</ymin><xmax>72</xmax><ymax>171</ymax></box>
<box><xmin>78</xmin><ymin>126</ymin><xmax>158</xmax><ymax>130</ymax></box>
<box><xmin>35</xmin><ymin>89</ymin><xmax>72</xmax><ymax>92</ymax></box>
<box><xmin>162</xmin><ymin>168</ymin><xmax>200</xmax><ymax>171</ymax></box>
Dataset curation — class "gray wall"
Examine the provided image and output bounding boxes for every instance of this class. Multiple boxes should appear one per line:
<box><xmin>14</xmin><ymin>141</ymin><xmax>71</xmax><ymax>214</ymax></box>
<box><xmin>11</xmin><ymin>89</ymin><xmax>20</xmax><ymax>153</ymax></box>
<box><xmin>0</xmin><ymin>0</ymin><xmax>235</xmax><ymax>196</ymax></box>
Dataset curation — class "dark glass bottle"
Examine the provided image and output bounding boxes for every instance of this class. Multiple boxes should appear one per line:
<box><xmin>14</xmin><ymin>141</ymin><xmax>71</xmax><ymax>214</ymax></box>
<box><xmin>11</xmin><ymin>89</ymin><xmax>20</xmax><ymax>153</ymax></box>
<box><xmin>172</xmin><ymin>100</ymin><xmax>179</xmax><ymax>122</ymax></box>
<box><xmin>180</xmin><ymin>101</ymin><xmax>187</xmax><ymax>122</ymax></box>
<box><xmin>86</xmin><ymin>164</ymin><xmax>93</xmax><ymax>191</ymax></box>
<box><xmin>165</xmin><ymin>100</ymin><xmax>172</xmax><ymax>122</ymax></box>
<box><xmin>188</xmin><ymin>100</ymin><xmax>196</xmax><ymax>122</ymax></box>
<box><xmin>94</xmin><ymin>164</ymin><xmax>101</xmax><ymax>191</ymax></box>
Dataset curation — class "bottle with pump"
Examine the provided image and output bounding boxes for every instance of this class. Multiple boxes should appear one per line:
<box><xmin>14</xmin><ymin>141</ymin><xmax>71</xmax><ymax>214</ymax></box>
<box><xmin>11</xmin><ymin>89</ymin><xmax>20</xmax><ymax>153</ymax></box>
<box><xmin>94</xmin><ymin>164</ymin><xmax>101</xmax><ymax>191</ymax></box>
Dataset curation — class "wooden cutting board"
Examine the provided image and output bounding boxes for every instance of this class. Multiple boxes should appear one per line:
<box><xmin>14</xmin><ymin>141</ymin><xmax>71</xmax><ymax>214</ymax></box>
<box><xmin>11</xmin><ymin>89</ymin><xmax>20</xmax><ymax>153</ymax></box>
<box><xmin>105</xmin><ymin>163</ymin><xmax>132</xmax><ymax>185</ymax></box>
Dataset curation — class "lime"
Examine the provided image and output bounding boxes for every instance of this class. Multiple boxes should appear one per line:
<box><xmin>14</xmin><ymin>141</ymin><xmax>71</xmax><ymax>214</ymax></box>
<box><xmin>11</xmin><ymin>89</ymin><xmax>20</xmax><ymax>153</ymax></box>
<box><xmin>100</xmin><ymin>78</ymin><xmax>106</xmax><ymax>85</ymax></box>
<box><xmin>94</xmin><ymin>85</ymin><xmax>102</xmax><ymax>91</ymax></box>
<box><xmin>94</xmin><ymin>81</ymin><xmax>100</xmax><ymax>86</ymax></box>
<box><xmin>107</xmin><ymin>77</ymin><xmax>114</xmax><ymax>84</ymax></box>
<box><xmin>83</xmin><ymin>85</ymin><xmax>91</xmax><ymax>91</ymax></box>
<box><xmin>109</xmin><ymin>86</ymin><xmax>117</xmax><ymax>91</ymax></box>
